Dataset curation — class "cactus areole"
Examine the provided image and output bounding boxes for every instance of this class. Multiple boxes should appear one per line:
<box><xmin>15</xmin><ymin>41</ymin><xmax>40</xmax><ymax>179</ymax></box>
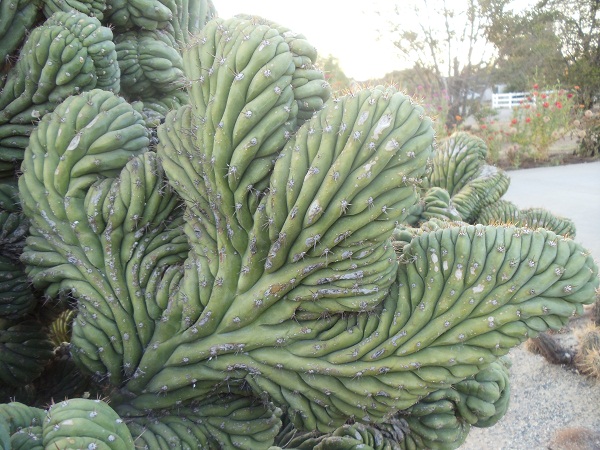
<box><xmin>4</xmin><ymin>12</ymin><xmax>598</xmax><ymax>450</ymax></box>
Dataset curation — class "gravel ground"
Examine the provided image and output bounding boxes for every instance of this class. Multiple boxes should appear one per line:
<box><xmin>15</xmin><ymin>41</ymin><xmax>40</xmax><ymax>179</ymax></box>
<box><xmin>460</xmin><ymin>343</ymin><xmax>600</xmax><ymax>450</ymax></box>
<box><xmin>461</xmin><ymin>161</ymin><xmax>600</xmax><ymax>450</ymax></box>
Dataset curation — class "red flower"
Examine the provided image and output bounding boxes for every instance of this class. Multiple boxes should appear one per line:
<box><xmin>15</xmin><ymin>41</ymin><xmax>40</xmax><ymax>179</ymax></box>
<box><xmin>541</xmin><ymin>93</ymin><xmax>547</xmax><ymax>99</ymax></box>
<box><xmin>511</xmin><ymin>118</ymin><xmax>518</xmax><ymax>124</ymax></box>
<box><xmin>555</xmin><ymin>101</ymin><xmax>563</xmax><ymax>109</ymax></box>
<box><xmin>481</xmin><ymin>124</ymin><xmax>487</xmax><ymax>129</ymax></box>
<box><xmin>533</xmin><ymin>83</ymin><xmax>539</xmax><ymax>89</ymax></box>
<box><xmin>567</xmin><ymin>93</ymin><xmax>574</xmax><ymax>99</ymax></box>
<box><xmin>525</xmin><ymin>117</ymin><xmax>531</xmax><ymax>123</ymax></box>
<box><xmin>543</xmin><ymin>102</ymin><xmax>549</xmax><ymax>108</ymax></box>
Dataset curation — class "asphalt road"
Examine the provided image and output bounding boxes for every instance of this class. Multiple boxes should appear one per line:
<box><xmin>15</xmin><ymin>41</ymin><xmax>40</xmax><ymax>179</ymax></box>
<box><xmin>501</xmin><ymin>160</ymin><xmax>600</xmax><ymax>263</ymax></box>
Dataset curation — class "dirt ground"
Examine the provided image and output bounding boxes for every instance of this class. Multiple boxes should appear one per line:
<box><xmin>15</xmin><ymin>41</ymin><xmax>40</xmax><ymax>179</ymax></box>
<box><xmin>461</xmin><ymin>307</ymin><xmax>600</xmax><ymax>450</ymax></box>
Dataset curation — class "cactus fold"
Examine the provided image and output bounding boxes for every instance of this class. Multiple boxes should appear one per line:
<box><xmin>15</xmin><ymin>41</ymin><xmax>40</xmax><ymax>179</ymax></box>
<box><xmin>235</xmin><ymin>14</ymin><xmax>330</xmax><ymax>127</ymax></box>
<box><xmin>426</xmin><ymin>131</ymin><xmax>488</xmax><ymax>195</ymax></box>
<box><xmin>407</xmin><ymin>186</ymin><xmax>463</xmax><ymax>225</ymax></box>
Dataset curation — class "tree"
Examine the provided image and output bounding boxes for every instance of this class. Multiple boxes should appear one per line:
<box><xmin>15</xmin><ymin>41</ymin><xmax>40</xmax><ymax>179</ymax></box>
<box><xmin>382</xmin><ymin>0</ymin><xmax>496</xmax><ymax>129</ymax></box>
<box><xmin>482</xmin><ymin>0</ymin><xmax>600</xmax><ymax>106</ymax></box>
<box><xmin>481</xmin><ymin>2</ymin><xmax>564</xmax><ymax>91</ymax></box>
<box><xmin>539</xmin><ymin>0</ymin><xmax>600</xmax><ymax>106</ymax></box>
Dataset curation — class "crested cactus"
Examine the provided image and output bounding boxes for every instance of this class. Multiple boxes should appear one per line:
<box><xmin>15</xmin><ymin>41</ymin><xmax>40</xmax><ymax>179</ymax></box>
<box><xmin>424</xmin><ymin>131</ymin><xmax>510</xmax><ymax>223</ymax></box>
<box><xmin>0</xmin><ymin>1</ymin><xmax>214</xmax><ymax>176</ymax></box>
<box><xmin>0</xmin><ymin>11</ymin><xmax>120</xmax><ymax>177</ymax></box>
<box><xmin>0</xmin><ymin>6</ymin><xmax>597</xmax><ymax>450</ymax></box>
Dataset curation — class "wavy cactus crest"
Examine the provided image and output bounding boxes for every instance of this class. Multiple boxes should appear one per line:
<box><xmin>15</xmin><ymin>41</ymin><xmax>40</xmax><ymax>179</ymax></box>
<box><xmin>15</xmin><ymin>14</ymin><xmax>600</xmax><ymax>450</ymax></box>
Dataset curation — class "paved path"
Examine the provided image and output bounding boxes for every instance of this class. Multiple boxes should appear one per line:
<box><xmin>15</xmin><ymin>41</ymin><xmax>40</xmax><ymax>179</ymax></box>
<box><xmin>461</xmin><ymin>160</ymin><xmax>600</xmax><ymax>449</ymax></box>
<box><xmin>501</xmin><ymin>160</ymin><xmax>600</xmax><ymax>263</ymax></box>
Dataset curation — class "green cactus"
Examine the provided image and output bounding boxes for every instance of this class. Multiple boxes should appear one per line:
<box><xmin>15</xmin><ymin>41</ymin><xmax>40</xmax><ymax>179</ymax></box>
<box><xmin>518</xmin><ymin>207</ymin><xmax>577</xmax><ymax>237</ymax></box>
<box><xmin>235</xmin><ymin>14</ymin><xmax>330</xmax><ymax>126</ymax></box>
<box><xmin>271</xmin><ymin>418</ymin><xmax>409</xmax><ymax>449</ymax></box>
<box><xmin>450</xmin><ymin>164</ymin><xmax>510</xmax><ymax>222</ymax></box>
<box><xmin>0</xmin><ymin>255</ymin><xmax>36</xmax><ymax>319</ymax></box>
<box><xmin>269</xmin><ymin>358</ymin><xmax>509</xmax><ymax>449</ymax></box>
<box><xmin>426</xmin><ymin>131</ymin><xmax>488</xmax><ymax>196</ymax></box>
<box><xmin>120</xmin><ymin>394</ymin><xmax>283</xmax><ymax>449</ymax></box>
<box><xmin>0</xmin><ymin>8</ymin><xmax>597</xmax><ymax>450</ymax></box>
<box><xmin>0</xmin><ymin>182</ymin><xmax>37</xmax><ymax>319</ymax></box>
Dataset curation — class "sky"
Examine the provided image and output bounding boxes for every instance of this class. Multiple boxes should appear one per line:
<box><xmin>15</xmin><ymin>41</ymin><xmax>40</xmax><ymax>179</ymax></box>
<box><xmin>214</xmin><ymin>1</ymin><xmax>404</xmax><ymax>81</ymax></box>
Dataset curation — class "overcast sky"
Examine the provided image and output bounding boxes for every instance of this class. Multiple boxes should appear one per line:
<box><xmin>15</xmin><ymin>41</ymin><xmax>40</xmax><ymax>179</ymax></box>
<box><xmin>215</xmin><ymin>1</ymin><xmax>404</xmax><ymax>81</ymax></box>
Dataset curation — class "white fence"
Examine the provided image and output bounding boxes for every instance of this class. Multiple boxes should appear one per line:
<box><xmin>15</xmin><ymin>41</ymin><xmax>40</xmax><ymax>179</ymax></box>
<box><xmin>491</xmin><ymin>92</ymin><xmax>532</xmax><ymax>109</ymax></box>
